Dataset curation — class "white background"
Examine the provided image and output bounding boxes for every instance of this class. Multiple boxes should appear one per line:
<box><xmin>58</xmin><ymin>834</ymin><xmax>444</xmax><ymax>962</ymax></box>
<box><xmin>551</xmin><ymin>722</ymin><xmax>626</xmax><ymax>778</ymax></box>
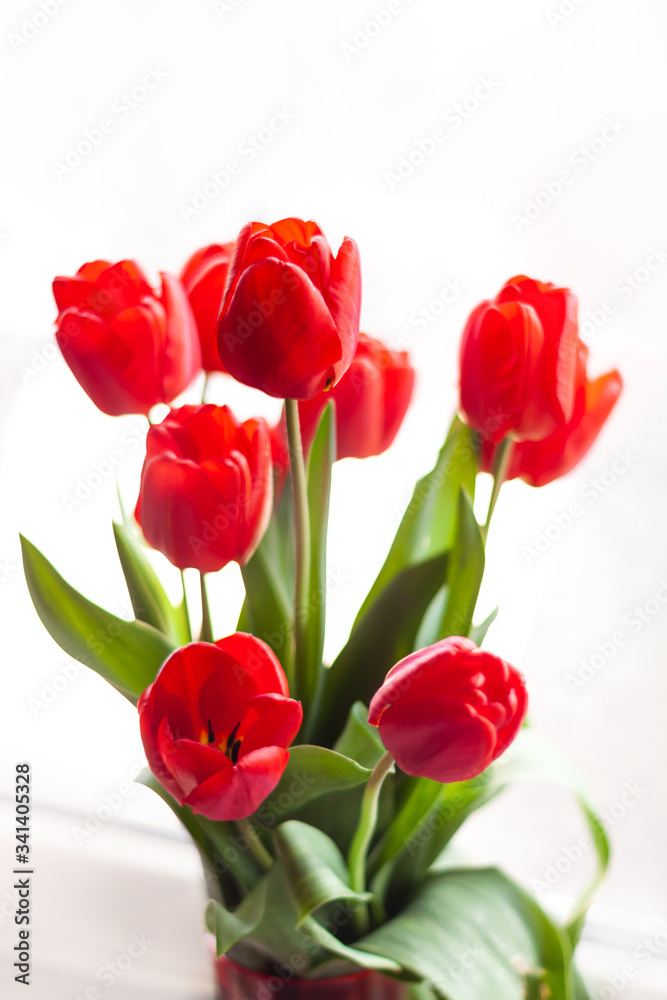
<box><xmin>1</xmin><ymin>0</ymin><xmax>666</xmax><ymax>996</ymax></box>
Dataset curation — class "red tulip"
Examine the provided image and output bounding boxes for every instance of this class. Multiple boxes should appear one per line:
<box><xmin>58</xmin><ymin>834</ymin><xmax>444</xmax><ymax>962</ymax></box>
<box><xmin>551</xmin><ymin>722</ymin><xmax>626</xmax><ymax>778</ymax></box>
<box><xmin>217</xmin><ymin>218</ymin><xmax>362</xmax><ymax>399</ymax></box>
<box><xmin>459</xmin><ymin>275</ymin><xmax>579</xmax><ymax>443</ymax></box>
<box><xmin>368</xmin><ymin>637</ymin><xmax>528</xmax><ymax>783</ymax></box>
<box><xmin>481</xmin><ymin>343</ymin><xmax>623</xmax><ymax>487</ymax></box>
<box><xmin>180</xmin><ymin>243</ymin><xmax>234</xmax><ymax>373</ymax></box>
<box><xmin>135</xmin><ymin>404</ymin><xmax>272</xmax><ymax>573</ymax></box>
<box><xmin>139</xmin><ymin>635</ymin><xmax>302</xmax><ymax>821</ymax></box>
<box><xmin>53</xmin><ymin>259</ymin><xmax>201</xmax><ymax>416</ymax></box>
<box><xmin>297</xmin><ymin>334</ymin><xmax>415</xmax><ymax>459</ymax></box>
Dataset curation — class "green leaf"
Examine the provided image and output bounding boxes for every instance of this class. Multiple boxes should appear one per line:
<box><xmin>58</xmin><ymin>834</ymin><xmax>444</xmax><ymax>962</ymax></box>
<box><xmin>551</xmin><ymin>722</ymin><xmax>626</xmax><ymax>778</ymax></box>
<box><xmin>112</xmin><ymin>521</ymin><xmax>189</xmax><ymax>643</ymax></box>
<box><xmin>239</xmin><ymin>533</ymin><xmax>294</xmax><ymax>671</ymax></box>
<box><xmin>255</xmin><ymin>746</ymin><xmax>371</xmax><ymax>829</ymax></box>
<box><xmin>380</xmin><ymin>774</ymin><xmax>499</xmax><ymax>902</ymax></box>
<box><xmin>359</xmin><ymin>868</ymin><xmax>573</xmax><ymax>1000</ymax></box>
<box><xmin>435</xmin><ymin>487</ymin><xmax>485</xmax><ymax>640</ymax></box>
<box><xmin>368</xmin><ymin>776</ymin><xmax>445</xmax><ymax>878</ymax></box>
<box><xmin>486</xmin><ymin>730</ymin><xmax>610</xmax><ymax>947</ymax></box>
<box><xmin>233</xmin><ymin>860</ymin><xmax>332</xmax><ymax>969</ymax></box>
<box><xmin>378</xmin><ymin>729</ymin><xmax>609</xmax><ymax>947</ymax></box>
<box><xmin>355</xmin><ymin>418</ymin><xmax>477</xmax><ymax>625</ymax></box>
<box><xmin>300</xmin><ymin>402</ymin><xmax>336</xmax><ymax>738</ymax></box>
<box><xmin>334</xmin><ymin>702</ymin><xmax>386</xmax><ymax>769</ymax></box>
<box><xmin>275</xmin><ymin>820</ymin><xmax>372</xmax><ymax>923</ymax></box>
<box><xmin>300</xmin><ymin>915</ymin><xmax>405</xmax><ymax>977</ymax></box>
<box><xmin>21</xmin><ymin>535</ymin><xmax>175</xmax><ymax>704</ymax></box>
<box><xmin>470</xmin><ymin>606</ymin><xmax>499</xmax><ymax>646</ymax></box>
<box><xmin>317</xmin><ymin>552</ymin><xmax>448</xmax><ymax>746</ymax></box>
<box><xmin>206</xmin><ymin>879</ymin><xmax>268</xmax><ymax>955</ymax></box>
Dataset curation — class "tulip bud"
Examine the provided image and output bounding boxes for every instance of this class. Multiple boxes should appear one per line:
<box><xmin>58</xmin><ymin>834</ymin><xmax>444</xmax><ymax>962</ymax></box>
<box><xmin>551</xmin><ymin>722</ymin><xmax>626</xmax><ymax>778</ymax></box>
<box><xmin>135</xmin><ymin>404</ymin><xmax>272</xmax><ymax>572</ymax></box>
<box><xmin>217</xmin><ymin>218</ymin><xmax>362</xmax><ymax>399</ymax></box>
<box><xmin>369</xmin><ymin>637</ymin><xmax>528</xmax><ymax>783</ymax></box>
<box><xmin>53</xmin><ymin>259</ymin><xmax>201</xmax><ymax>416</ymax></box>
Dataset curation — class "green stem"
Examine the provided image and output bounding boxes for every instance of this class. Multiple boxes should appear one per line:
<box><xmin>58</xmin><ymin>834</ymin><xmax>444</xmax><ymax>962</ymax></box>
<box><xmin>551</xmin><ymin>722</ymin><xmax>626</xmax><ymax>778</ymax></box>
<box><xmin>202</xmin><ymin>372</ymin><xmax>210</xmax><ymax>404</ymax></box>
<box><xmin>235</xmin><ymin>817</ymin><xmax>273</xmax><ymax>873</ymax></box>
<box><xmin>285</xmin><ymin>399</ymin><xmax>311</xmax><ymax>705</ymax></box>
<box><xmin>199</xmin><ymin>572</ymin><xmax>214</xmax><ymax>643</ymax></box>
<box><xmin>180</xmin><ymin>570</ymin><xmax>193</xmax><ymax>642</ymax></box>
<box><xmin>481</xmin><ymin>437</ymin><xmax>514</xmax><ymax>542</ymax></box>
<box><xmin>347</xmin><ymin>751</ymin><xmax>396</xmax><ymax>936</ymax></box>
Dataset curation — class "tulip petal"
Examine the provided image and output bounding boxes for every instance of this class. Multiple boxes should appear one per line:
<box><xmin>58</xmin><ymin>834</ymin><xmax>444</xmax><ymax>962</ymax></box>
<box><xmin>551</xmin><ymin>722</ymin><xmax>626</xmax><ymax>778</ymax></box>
<box><xmin>240</xmin><ymin>694</ymin><xmax>303</xmax><ymax>756</ymax></box>
<box><xmin>181</xmin><ymin>250</ymin><xmax>232</xmax><ymax>372</ymax></box>
<box><xmin>158</xmin><ymin>272</ymin><xmax>202</xmax><ymax>401</ymax></box>
<box><xmin>138</xmin><ymin>701</ymin><xmax>185</xmax><ymax>803</ymax></box>
<box><xmin>325</xmin><ymin>237</ymin><xmax>362</xmax><ymax>378</ymax></box>
<box><xmin>214</xmin><ymin>634</ymin><xmax>290</xmax><ymax>697</ymax></box>
<box><xmin>184</xmin><ymin>746</ymin><xmax>290</xmax><ymax>821</ymax></box>
<box><xmin>160</xmin><ymin>730</ymin><xmax>231</xmax><ymax>800</ymax></box>
<box><xmin>218</xmin><ymin>258</ymin><xmax>342</xmax><ymax>399</ymax></box>
<box><xmin>56</xmin><ymin>309</ymin><xmax>158</xmax><ymax>416</ymax></box>
<box><xmin>379</xmin><ymin>695</ymin><xmax>497</xmax><ymax>783</ymax></box>
<box><xmin>510</xmin><ymin>368</ymin><xmax>623</xmax><ymax>487</ymax></box>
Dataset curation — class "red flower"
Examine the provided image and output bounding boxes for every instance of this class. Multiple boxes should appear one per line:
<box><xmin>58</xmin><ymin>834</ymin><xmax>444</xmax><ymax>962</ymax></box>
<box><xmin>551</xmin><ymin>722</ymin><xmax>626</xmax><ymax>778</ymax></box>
<box><xmin>368</xmin><ymin>637</ymin><xmax>528</xmax><ymax>783</ymax></box>
<box><xmin>180</xmin><ymin>243</ymin><xmax>234</xmax><ymax>373</ymax></box>
<box><xmin>459</xmin><ymin>275</ymin><xmax>579</xmax><ymax>443</ymax></box>
<box><xmin>139</xmin><ymin>635</ymin><xmax>302</xmax><ymax>821</ymax></box>
<box><xmin>297</xmin><ymin>334</ymin><xmax>415</xmax><ymax>460</ymax></box>
<box><xmin>53</xmin><ymin>259</ymin><xmax>201</xmax><ymax>416</ymax></box>
<box><xmin>217</xmin><ymin>218</ymin><xmax>362</xmax><ymax>399</ymax></box>
<box><xmin>136</xmin><ymin>405</ymin><xmax>272</xmax><ymax>573</ymax></box>
<box><xmin>481</xmin><ymin>343</ymin><xmax>623</xmax><ymax>487</ymax></box>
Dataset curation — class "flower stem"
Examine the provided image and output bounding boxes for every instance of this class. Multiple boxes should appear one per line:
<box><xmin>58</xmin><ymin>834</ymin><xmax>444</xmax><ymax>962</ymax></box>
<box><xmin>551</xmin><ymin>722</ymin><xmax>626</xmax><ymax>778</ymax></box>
<box><xmin>347</xmin><ymin>751</ymin><xmax>395</xmax><ymax>936</ymax></box>
<box><xmin>180</xmin><ymin>570</ymin><xmax>193</xmax><ymax>642</ymax></box>
<box><xmin>481</xmin><ymin>437</ymin><xmax>514</xmax><ymax>542</ymax></box>
<box><xmin>199</xmin><ymin>572</ymin><xmax>214</xmax><ymax>643</ymax></box>
<box><xmin>285</xmin><ymin>399</ymin><xmax>311</xmax><ymax>705</ymax></box>
<box><xmin>236</xmin><ymin>817</ymin><xmax>273</xmax><ymax>873</ymax></box>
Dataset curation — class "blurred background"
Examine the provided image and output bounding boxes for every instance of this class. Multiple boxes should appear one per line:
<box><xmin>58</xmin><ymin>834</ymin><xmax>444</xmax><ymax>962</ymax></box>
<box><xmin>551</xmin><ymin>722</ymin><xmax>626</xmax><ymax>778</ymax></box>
<box><xmin>1</xmin><ymin>0</ymin><xmax>666</xmax><ymax>996</ymax></box>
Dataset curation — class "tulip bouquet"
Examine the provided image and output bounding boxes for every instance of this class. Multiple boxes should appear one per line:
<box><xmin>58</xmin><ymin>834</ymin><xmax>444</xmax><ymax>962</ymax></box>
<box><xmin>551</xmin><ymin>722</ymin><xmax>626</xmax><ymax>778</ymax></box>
<box><xmin>22</xmin><ymin>219</ymin><xmax>622</xmax><ymax>1000</ymax></box>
